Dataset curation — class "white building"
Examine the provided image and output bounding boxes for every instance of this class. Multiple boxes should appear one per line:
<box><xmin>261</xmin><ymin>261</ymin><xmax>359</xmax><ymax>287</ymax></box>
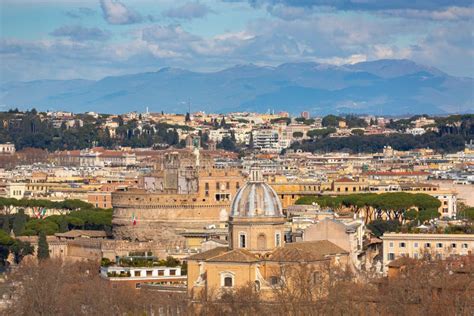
<box><xmin>0</xmin><ymin>143</ymin><xmax>15</xmax><ymax>155</ymax></box>
<box><xmin>406</xmin><ymin>127</ymin><xmax>426</xmax><ymax>135</ymax></box>
<box><xmin>5</xmin><ymin>182</ymin><xmax>26</xmax><ymax>199</ymax></box>
<box><xmin>252</xmin><ymin>129</ymin><xmax>280</xmax><ymax>152</ymax></box>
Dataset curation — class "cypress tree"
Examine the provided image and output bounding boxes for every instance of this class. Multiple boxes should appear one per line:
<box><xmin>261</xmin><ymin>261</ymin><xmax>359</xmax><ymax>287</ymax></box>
<box><xmin>12</xmin><ymin>210</ymin><xmax>26</xmax><ymax>236</ymax></box>
<box><xmin>37</xmin><ymin>231</ymin><xmax>50</xmax><ymax>260</ymax></box>
<box><xmin>2</xmin><ymin>215</ymin><xmax>10</xmax><ymax>233</ymax></box>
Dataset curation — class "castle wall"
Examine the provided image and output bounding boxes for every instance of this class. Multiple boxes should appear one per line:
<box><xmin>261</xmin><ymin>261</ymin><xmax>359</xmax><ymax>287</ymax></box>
<box><xmin>112</xmin><ymin>168</ymin><xmax>244</xmax><ymax>243</ymax></box>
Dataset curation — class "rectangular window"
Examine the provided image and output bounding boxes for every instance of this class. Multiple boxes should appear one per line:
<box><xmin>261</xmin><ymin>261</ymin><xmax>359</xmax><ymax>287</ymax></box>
<box><xmin>169</xmin><ymin>270</ymin><xmax>176</xmax><ymax>276</ymax></box>
<box><xmin>451</xmin><ymin>243</ymin><xmax>457</xmax><ymax>248</ymax></box>
<box><xmin>414</xmin><ymin>253</ymin><xmax>418</xmax><ymax>259</ymax></box>
<box><xmin>425</xmin><ymin>243</ymin><xmax>431</xmax><ymax>248</ymax></box>
<box><xmin>275</xmin><ymin>233</ymin><xmax>281</xmax><ymax>247</ymax></box>
<box><xmin>146</xmin><ymin>270</ymin><xmax>153</xmax><ymax>277</ymax></box>
<box><xmin>437</xmin><ymin>243</ymin><xmax>443</xmax><ymax>248</ymax></box>
<box><xmin>388</xmin><ymin>253</ymin><xmax>395</xmax><ymax>260</ymax></box>
<box><xmin>239</xmin><ymin>234</ymin><xmax>246</xmax><ymax>248</ymax></box>
<box><xmin>158</xmin><ymin>270</ymin><xmax>164</xmax><ymax>276</ymax></box>
<box><xmin>414</xmin><ymin>243</ymin><xmax>418</xmax><ymax>248</ymax></box>
<box><xmin>389</xmin><ymin>242</ymin><xmax>394</xmax><ymax>248</ymax></box>
<box><xmin>462</xmin><ymin>243</ymin><xmax>468</xmax><ymax>249</ymax></box>
<box><xmin>224</xmin><ymin>277</ymin><xmax>233</xmax><ymax>287</ymax></box>
<box><xmin>134</xmin><ymin>271</ymin><xmax>140</xmax><ymax>277</ymax></box>
<box><xmin>399</xmin><ymin>242</ymin><xmax>406</xmax><ymax>248</ymax></box>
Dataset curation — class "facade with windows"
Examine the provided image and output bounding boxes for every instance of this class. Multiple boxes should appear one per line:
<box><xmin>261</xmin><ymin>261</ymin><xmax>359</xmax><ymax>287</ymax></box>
<box><xmin>100</xmin><ymin>266</ymin><xmax>186</xmax><ymax>289</ymax></box>
<box><xmin>381</xmin><ymin>233</ymin><xmax>474</xmax><ymax>273</ymax></box>
<box><xmin>0</xmin><ymin>143</ymin><xmax>15</xmax><ymax>155</ymax></box>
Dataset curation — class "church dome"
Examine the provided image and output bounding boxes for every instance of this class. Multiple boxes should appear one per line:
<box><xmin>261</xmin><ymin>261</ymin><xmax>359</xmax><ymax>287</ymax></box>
<box><xmin>230</xmin><ymin>169</ymin><xmax>283</xmax><ymax>218</ymax></box>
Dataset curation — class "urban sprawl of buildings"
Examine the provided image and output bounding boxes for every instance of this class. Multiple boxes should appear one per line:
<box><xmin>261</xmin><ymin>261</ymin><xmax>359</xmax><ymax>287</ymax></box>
<box><xmin>0</xmin><ymin>110</ymin><xmax>473</xmax><ymax>312</ymax></box>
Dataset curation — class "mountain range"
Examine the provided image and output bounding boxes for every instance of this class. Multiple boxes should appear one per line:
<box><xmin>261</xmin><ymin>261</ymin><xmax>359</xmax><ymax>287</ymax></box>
<box><xmin>0</xmin><ymin>59</ymin><xmax>472</xmax><ymax>115</ymax></box>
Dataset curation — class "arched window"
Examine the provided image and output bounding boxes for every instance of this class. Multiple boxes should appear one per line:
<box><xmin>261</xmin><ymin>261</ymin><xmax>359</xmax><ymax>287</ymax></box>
<box><xmin>275</xmin><ymin>232</ymin><xmax>281</xmax><ymax>247</ymax></box>
<box><xmin>220</xmin><ymin>272</ymin><xmax>235</xmax><ymax>288</ymax></box>
<box><xmin>257</xmin><ymin>234</ymin><xmax>267</xmax><ymax>250</ymax></box>
<box><xmin>254</xmin><ymin>280</ymin><xmax>261</xmax><ymax>292</ymax></box>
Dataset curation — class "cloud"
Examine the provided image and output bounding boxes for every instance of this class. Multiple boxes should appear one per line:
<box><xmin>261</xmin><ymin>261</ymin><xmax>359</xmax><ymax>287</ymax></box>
<box><xmin>245</xmin><ymin>0</ymin><xmax>472</xmax><ymax>11</ymax></box>
<box><xmin>163</xmin><ymin>2</ymin><xmax>213</xmax><ymax>20</ymax></box>
<box><xmin>50</xmin><ymin>26</ymin><xmax>111</xmax><ymax>42</ymax></box>
<box><xmin>378</xmin><ymin>6</ymin><xmax>474</xmax><ymax>21</ymax></box>
<box><xmin>404</xmin><ymin>21</ymin><xmax>474</xmax><ymax>77</ymax></box>
<box><xmin>1</xmin><ymin>7</ymin><xmax>472</xmax><ymax>82</ymax></box>
<box><xmin>242</xmin><ymin>0</ymin><xmax>474</xmax><ymax>20</ymax></box>
<box><xmin>100</xmin><ymin>0</ymin><xmax>143</xmax><ymax>25</ymax></box>
<box><xmin>65</xmin><ymin>7</ymin><xmax>96</xmax><ymax>19</ymax></box>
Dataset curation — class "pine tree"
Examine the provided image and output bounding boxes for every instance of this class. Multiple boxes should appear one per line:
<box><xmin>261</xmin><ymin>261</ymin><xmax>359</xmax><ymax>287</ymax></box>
<box><xmin>37</xmin><ymin>231</ymin><xmax>50</xmax><ymax>260</ymax></box>
<box><xmin>12</xmin><ymin>210</ymin><xmax>26</xmax><ymax>236</ymax></box>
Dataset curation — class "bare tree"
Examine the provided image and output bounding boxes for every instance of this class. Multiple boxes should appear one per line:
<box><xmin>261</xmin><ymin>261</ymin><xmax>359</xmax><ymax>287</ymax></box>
<box><xmin>5</xmin><ymin>259</ymin><xmax>188</xmax><ymax>316</ymax></box>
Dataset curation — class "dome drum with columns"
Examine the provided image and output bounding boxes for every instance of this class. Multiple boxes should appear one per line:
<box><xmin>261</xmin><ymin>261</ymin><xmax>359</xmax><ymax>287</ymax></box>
<box><xmin>229</xmin><ymin>169</ymin><xmax>286</xmax><ymax>253</ymax></box>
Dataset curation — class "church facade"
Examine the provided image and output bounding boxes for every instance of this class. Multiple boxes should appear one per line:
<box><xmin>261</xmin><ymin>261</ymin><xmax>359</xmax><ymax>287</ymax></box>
<box><xmin>187</xmin><ymin>170</ymin><xmax>350</xmax><ymax>300</ymax></box>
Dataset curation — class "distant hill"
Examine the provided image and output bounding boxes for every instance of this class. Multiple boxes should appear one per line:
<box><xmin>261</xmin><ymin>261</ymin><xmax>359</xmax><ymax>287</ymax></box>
<box><xmin>0</xmin><ymin>59</ymin><xmax>472</xmax><ymax>115</ymax></box>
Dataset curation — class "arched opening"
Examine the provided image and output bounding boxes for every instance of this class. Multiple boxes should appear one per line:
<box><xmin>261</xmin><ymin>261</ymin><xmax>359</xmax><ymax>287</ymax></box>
<box><xmin>220</xmin><ymin>271</ymin><xmax>235</xmax><ymax>288</ymax></box>
<box><xmin>257</xmin><ymin>233</ymin><xmax>267</xmax><ymax>250</ymax></box>
<box><xmin>254</xmin><ymin>280</ymin><xmax>261</xmax><ymax>292</ymax></box>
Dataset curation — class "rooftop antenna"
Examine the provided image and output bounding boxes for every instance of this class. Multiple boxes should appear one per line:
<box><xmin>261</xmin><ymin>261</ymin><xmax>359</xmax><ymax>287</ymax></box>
<box><xmin>188</xmin><ymin>98</ymin><xmax>191</xmax><ymax>115</ymax></box>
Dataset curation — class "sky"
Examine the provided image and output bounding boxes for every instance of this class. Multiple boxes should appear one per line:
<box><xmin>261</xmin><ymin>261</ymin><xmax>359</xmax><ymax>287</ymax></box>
<box><xmin>1</xmin><ymin>0</ymin><xmax>473</xmax><ymax>82</ymax></box>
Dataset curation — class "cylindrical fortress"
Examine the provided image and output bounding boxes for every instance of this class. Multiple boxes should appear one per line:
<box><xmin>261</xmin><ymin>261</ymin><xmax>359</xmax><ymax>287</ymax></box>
<box><xmin>112</xmin><ymin>190</ymin><xmax>233</xmax><ymax>243</ymax></box>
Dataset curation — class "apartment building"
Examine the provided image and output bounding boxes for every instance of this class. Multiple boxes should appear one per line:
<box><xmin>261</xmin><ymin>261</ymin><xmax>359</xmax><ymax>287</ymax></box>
<box><xmin>381</xmin><ymin>233</ymin><xmax>474</xmax><ymax>273</ymax></box>
<box><xmin>252</xmin><ymin>129</ymin><xmax>280</xmax><ymax>152</ymax></box>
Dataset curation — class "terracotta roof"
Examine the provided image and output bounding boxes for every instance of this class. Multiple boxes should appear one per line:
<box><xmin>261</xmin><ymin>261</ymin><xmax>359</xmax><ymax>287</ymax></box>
<box><xmin>186</xmin><ymin>247</ymin><xmax>229</xmax><ymax>261</ymax></box>
<box><xmin>366</xmin><ymin>171</ymin><xmax>430</xmax><ymax>176</ymax></box>
<box><xmin>399</xmin><ymin>183</ymin><xmax>438</xmax><ymax>188</ymax></box>
<box><xmin>55</xmin><ymin>230</ymin><xmax>108</xmax><ymax>238</ymax></box>
<box><xmin>266</xmin><ymin>240</ymin><xmax>348</xmax><ymax>262</ymax></box>
<box><xmin>387</xmin><ymin>256</ymin><xmax>417</xmax><ymax>268</ymax></box>
<box><xmin>206</xmin><ymin>249</ymin><xmax>260</xmax><ymax>263</ymax></box>
<box><xmin>334</xmin><ymin>177</ymin><xmax>356</xmax><ymax>183</ymax></box>
<box><xmin>204</xmin><ymin>238</ymin><xmax>229</xmax><ymax>245</ymax></box>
